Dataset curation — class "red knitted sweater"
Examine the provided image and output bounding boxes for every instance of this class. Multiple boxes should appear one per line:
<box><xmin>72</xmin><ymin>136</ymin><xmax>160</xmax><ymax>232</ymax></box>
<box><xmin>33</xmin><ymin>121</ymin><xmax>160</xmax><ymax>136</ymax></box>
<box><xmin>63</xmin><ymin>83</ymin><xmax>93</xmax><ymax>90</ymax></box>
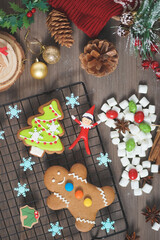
<box><xmin>48</xmin><ymin>0</ymin><xmax>141</xmax><ymax>38</ymax></box>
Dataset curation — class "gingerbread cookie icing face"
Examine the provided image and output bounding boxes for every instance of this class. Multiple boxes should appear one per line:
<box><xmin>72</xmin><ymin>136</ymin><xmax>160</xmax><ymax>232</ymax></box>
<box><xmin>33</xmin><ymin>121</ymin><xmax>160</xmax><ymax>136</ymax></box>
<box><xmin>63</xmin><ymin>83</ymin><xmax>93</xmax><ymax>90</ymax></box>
<box><xmin>44</xmin><ymin>163</ymin><xmax>115</xmax><ymax>232</ymax></box>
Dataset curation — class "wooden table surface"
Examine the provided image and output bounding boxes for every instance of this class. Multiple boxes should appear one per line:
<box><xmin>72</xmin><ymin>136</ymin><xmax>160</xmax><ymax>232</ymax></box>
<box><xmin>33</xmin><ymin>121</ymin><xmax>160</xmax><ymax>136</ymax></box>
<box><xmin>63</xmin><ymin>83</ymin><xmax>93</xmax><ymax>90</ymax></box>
<box><xmin>0</xmin><ymin>1</ymin><xmax>160</xmax><ymax>240</ymax></box>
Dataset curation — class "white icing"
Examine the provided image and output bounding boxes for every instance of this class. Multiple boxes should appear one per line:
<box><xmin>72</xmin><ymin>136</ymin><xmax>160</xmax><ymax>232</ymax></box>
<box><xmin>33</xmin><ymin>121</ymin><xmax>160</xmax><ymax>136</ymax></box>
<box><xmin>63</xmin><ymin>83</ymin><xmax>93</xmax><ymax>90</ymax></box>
<box><xmin>52</xmin><ymin>178</ymin><xmax>55</xmax><ymax>183</ymax></box>
<box><xmin>30</xmin><ymin>146</ymin><xmax>44</xmax><ymax>157</ymax></box>
<box><xmin>80</xmin><ymin>122</ymin><xmax>92</xmax><ymax>129</ymax></box>
<box><xmin>54</xmin><ymin>192</ymin><xmax>69</xmax><ymax>207</ymax></box>
<box><xmin>97</xmin><ymin>187</ymin><xmax>108</xmax><ymax>206</ymax></box>
<box><xmin>47</xmin><ymin>122</ymin><xmax>60</xmax><ymax>134</ymax></box>
<box><xmin>58</xmin><ymin>177</ymin><xmax>65</xmax><ymax>185</ymax></box>
<box><xmin>68</xmin><ymin>173</ymin><xmax>87</xmax><ymax>183</ymax></box>
<box><xmin>20</xmin><ymin>135</ymin><xmax>58</xmax><ymax>143</ymax></box>
<box><xmin>76</xmin><ymin>217</ymin><xmax>95</xmax><ymax>225</ymax></box>
<box><xmin>57</xmin><ymin>171</ymin><xmax>60</xmax><ymax>175</ymax></box>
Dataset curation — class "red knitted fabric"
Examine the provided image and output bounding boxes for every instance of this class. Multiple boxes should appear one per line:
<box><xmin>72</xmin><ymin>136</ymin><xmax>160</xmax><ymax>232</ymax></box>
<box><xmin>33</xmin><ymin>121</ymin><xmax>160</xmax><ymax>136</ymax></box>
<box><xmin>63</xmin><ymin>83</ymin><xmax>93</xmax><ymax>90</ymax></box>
<box><xmin>48</xmin><ymin>0</ymin><xmax>141</xmax><ymax>38</ymax></box>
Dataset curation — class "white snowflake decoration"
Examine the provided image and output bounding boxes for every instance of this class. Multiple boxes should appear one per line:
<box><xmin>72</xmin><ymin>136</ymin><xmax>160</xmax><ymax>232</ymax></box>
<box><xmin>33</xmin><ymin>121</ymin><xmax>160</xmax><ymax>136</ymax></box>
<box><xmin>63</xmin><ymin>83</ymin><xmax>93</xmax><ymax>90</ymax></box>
<box><xmin>48</xmin><ymin>222</ymin><xmax>63</xmax><ymax>237</ymax></box>
<box><xmin>0</xmin><ymin>130</ymin><xmax>5</xmax><ymax>140</ymax></box>
<box><xmin>101</xmin><ymin>218</ymin><xmax>115</xmax><ymax>233</ymax></box>
<box><xmin>6</xmin><ymin>105</ymin><xmax>22</xmax><ymax>119</ymax></box>
<box><xmin>20</xmin><ymin>157</ymin><xmax>35</xmax><ymax>171</ymax></box>
<box><xmin>29</xmin><ymin>128</ymin><xmax>43</xmax><ymax>141</ymax></box>
<box><xmin>14</xmin><ymin>183</ymin><xmax>29</xmax><ymax>197</ymax></box>
<box><xmin>96</xmin><ymin>153</ymin><xmax>112</xmax><ymax>167</ymax></box>
<box><xmin>66</xmin><ymin>93</ymin><xmax>80</xmax><ymax>109</ymax></box>
<box><xmin>47</xmin><ymin>122</ymin><xmax>60</xmax><ymax>135</ymax></box>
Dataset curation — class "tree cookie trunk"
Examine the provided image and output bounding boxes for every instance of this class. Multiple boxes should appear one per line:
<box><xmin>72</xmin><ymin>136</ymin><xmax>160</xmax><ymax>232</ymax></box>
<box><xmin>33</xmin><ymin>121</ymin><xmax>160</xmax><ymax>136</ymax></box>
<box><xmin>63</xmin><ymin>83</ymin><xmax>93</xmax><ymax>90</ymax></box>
<box><xmin>0</xmin><ymin>31</ymin><xmax>25</xmax><ymax>92</ymax></box>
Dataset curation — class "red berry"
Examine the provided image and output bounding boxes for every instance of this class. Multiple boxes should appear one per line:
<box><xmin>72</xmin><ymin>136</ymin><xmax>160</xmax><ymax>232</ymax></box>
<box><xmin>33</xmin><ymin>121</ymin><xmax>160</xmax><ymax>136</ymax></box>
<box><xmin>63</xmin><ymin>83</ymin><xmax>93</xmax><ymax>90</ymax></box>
<box><xmin>142</xmin><ymin>60</ymin><xmax>150</xmax><ymax>70</ymax></box>
<box><xmin>106</xmin><ymin>110</ymin><xmax>118</xmax><ymax>119</ymax></box>
<box><xmin>128</xmin><ymin>169</ymin><xmax>138</xmax><ymax>180</ymax></box>
<box><xmin>34</xmin><ymin>211</ymin><xmax>38</xmax><ymax>215</ymax></box>
<box><xmin>151</xmin><ymin>61</ymin><xmax>159</xmax><ymax>70</ymax></box>
<box><xmin>31</xmin><ymin>8</ymin><xmax>36</xmax><ymax>13</ymax></box>
<box><xmin>35</xmin><ymin>214</ymin><xmax>39</xmax><ymax>219</ymax></box>
<box><xmin>150</xmin><ymin>44</ymin><xmax>158</xmax><ymax>53</ymax></box>
<box><xmin>134</xmin><ymin>39</ymin><xmax>141</xmax><ymax>47</ymax></box>
<box><xmin>155</xmin><ymin>68</ymin><xmax>160</xmax><ymax>79</ymax></box>
<box><xmin>27</xmin><ymin>11</ymin><xmax>33</xmax><ymax>18</ymax></box>
<box><xmin>134</xmin><ymin>111</ymin><xmax>144</xmax><ymax>123</ymax></box>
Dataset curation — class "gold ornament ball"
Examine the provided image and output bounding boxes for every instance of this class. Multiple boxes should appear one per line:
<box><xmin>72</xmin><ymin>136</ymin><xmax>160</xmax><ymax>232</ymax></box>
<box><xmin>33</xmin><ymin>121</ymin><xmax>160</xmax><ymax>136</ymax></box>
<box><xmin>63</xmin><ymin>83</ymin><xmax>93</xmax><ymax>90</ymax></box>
<box><xmin>42</xmin><ymin>46</ymin><xmax>60</xmax><ymax>64</ymax></box>
<box><xmin>30</xmin><ymin>59</ymin><xmax>48</xmax><ymax>80</ymax></box>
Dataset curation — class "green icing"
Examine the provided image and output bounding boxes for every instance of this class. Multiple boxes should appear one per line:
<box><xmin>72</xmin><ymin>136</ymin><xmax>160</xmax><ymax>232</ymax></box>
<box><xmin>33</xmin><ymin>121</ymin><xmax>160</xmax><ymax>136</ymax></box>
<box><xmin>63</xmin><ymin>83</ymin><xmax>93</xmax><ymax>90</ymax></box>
<box><xmin>19</xmin><ymin>100</ymin><xmax>64</xmax><ymax>152</ymax></box>
<box><xmin>21</xmin><ymin>206</ymin><xmax>37</xmax><ymax>228</ymax></box>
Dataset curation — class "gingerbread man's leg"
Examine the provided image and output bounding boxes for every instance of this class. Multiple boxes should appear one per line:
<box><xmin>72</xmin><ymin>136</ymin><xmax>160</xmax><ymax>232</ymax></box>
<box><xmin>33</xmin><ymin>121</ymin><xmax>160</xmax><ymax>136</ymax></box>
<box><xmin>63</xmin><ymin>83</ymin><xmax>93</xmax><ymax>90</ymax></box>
<box><xmin>47</xmin><ymin>193</ymin><xmax>69</xmax><ymax>210</ymax></box>
<box><xmin>84</xmin><ymin>138</ymin><xmax>91</xmax><ymax>155</ymax></box>
<box><xmin>69</xmin><ymin>135</ymin><xmax>81</xmax><ymax>150</ymax></box>
<box><xmin>75</xmin><ymin>219</ymin><xmax>95</xmax><ymax>232</ymax></box>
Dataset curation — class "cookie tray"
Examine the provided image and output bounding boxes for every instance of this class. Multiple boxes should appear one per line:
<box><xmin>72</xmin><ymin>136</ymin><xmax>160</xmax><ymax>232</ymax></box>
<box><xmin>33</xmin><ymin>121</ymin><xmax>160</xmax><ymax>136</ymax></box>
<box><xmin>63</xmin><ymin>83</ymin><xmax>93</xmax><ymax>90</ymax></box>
<box><xmin>0</xmin><ymin>82</ymin><xmax>128</xmax><ymax>240</ymax></box>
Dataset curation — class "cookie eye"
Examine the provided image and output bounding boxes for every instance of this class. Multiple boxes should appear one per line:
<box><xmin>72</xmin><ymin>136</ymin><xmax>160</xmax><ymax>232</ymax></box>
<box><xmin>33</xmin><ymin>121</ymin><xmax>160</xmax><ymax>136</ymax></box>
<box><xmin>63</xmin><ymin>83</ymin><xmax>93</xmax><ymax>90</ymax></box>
<box><xmin>57</xmin><ymin>171</ymin><xmax>60</xmax><ymax>175</ymax></box>
<box><xmin>52</xmin><ymin>178</ymin><xmax>55</xmax><ymax>183</ymax></box>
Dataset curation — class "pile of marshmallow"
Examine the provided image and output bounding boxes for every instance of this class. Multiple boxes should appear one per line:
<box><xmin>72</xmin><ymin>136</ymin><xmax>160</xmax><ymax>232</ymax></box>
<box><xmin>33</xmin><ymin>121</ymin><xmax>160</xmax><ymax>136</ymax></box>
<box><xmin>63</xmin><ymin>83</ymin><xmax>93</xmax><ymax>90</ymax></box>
<box><xmin>98</xmin><ymin>84</ymin><xmax>159</xmax><ymax>197</ymax></box>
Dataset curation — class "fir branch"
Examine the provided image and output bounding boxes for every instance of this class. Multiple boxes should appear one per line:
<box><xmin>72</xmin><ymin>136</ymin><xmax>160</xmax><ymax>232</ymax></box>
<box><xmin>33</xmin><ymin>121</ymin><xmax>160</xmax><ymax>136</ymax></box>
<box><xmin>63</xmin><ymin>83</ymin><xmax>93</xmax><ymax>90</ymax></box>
<box><xmin>9</xmin><ymin>2</ymin><xmax>24</xmax><ymax>13</ymax></box>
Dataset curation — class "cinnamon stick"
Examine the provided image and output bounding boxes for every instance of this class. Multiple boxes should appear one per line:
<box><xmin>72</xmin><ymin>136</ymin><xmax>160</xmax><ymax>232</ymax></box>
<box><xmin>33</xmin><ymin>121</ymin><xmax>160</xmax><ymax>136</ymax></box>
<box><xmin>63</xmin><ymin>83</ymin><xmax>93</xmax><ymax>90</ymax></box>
<box><xmin>148</xmin><ymin>127</ymin><xmax>160</xmax><ymax>165</ymax></box>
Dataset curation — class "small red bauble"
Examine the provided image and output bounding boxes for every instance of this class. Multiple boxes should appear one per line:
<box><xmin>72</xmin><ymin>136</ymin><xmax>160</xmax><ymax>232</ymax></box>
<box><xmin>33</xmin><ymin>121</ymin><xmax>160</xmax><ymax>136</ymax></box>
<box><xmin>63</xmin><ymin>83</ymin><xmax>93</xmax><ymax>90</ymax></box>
<box><xmin>31</xmin><ymin>8</ymin><xmax>36</xmax><ymax>13</ymax></box>
<box><xmin>128</xmin><ymin>169</ymin><xmax>138</xmax><ymax>180</ymax></box>
<box><xmin>142</xmin><ymin>60</ymin><xmax>150</xmax><ymax>70</ymax></box>
<box><xmin>49</xmin><ymin>120</ymin><xmax>52</xmax><ymax>123</ymax></box>
<box><xmin>27</xmin><ymin>11</ymin><xmax>33</xmax><ymax>18</ymax></box>
<box><xmin>38</xmin><ymin>124</ymin><xmax>41</xmax><ymax>127</ymax></box>
<box><xmin>150</xmin><ymin>44</ymin><xmax>158</xmax><ymax>53</ymax></box>
<box><xmin>106</xmin><ymin>110</ymin><xmax>118</xmax><ymax>119</ymax></box>
<box><xmin>38</xmin><ymin>120</ymin><xmax>40</xmax><ymax>123</ymax></box>
<box><xmin>134</xmin><ymin>39</ymin><xmax>141</xmax><ymax>47</ymax></box>
<box><xmin>134</xmin><ymin>111</ymin><xmax>144</xmax><ymax>123</ymax></box>
<box><xmin>151</xmin><ymin>61</ymin><xmax>159</xmax><ymax>70</ymax></box>
<box><xmin>155</xmin><ymin>68</ymin><xmax>160</xmax><ymax>79</ymax></box>
<box><xmin>44</xmin><ymin>142</ymin><xmax>46</xmax><ymax>145</ymax></box>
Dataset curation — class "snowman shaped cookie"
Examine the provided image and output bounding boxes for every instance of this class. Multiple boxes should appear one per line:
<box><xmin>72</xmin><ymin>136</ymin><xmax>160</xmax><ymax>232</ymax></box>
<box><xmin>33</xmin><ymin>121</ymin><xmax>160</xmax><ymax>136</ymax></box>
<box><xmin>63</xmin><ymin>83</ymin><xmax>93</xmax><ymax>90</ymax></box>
<box><xmin>44</xmin><ymin>163</ymin><xmax>115</xmax><ymax>232</ymax></box>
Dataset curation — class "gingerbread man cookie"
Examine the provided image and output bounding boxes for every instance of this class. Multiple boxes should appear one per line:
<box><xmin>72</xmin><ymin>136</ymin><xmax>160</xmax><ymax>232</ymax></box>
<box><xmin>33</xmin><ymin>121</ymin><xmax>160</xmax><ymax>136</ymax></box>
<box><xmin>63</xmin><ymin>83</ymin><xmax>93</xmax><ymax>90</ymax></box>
<box><xmin>44</xmin><ymin>163</ymin><xmax>115</xmax><ymax>232</ymax></box>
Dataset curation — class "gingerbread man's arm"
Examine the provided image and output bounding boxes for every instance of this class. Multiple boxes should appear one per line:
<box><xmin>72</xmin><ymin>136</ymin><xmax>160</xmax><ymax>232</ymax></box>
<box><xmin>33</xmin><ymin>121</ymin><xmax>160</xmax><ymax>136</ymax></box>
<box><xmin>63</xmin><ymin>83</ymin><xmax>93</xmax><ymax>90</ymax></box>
<box><xmin>91</xmin><ymin>120</ymin><xmax>101</xmax><ymax>128</ymax></box>
<box><xmin>71</xmin><ymin>115</ymin><xmax>81</xmax><ymax>125</ymax></box>
<box><xmin>47</xmin><ymin>193</ymin><xmax>68</xmax><ymax>210</ymax></box>
<box><xmin>70</xmin><ymin>163</ymin><xmax>87</xmax><ymax>180</ymax></box>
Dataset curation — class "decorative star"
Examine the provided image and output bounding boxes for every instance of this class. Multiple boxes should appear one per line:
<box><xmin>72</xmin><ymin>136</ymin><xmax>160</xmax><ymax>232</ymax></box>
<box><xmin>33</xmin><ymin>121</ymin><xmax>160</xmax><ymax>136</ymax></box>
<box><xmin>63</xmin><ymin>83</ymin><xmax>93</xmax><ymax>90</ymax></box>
<box><xmin>48</xmin><ymin>222</ymin><xmax>63</xmax><ymax>237</ymax></box>
<box><xmin>20</xmin><ymin>157</ymin><xmax>35</xmax><ymax>171</ymax></box>
<box><xmin>66</xmin><ymin>93</ymin><xmax>80</xmax><ymax>109</ymax></box>
<box><xmin>14</xmin><ymin>183</ymin><xmax>29</xmax><ymax>197</ymax></box>
<box><xmin>101</xmin><ymin>218</ymin><xmax>115</xmax><ymax>233</ymax></box>
<box><xmin>6</xmin><ymin>105</ymin><xmax>22</xmax><ymax>119</ymax></box>
<box><xmin>0</xmin><ymin>130</ymin><xmax>5</xmax><ymax>140</ymax></box>
<box><xmin>96</xmin><ymin>153</ymin><xmax>112</xmax><ymax>167</ymax></box>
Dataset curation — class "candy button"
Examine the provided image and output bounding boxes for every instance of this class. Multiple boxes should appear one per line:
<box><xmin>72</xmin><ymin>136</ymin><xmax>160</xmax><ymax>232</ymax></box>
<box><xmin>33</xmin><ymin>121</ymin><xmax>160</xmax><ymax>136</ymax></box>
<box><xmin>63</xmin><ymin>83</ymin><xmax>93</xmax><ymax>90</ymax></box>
<box><xmin>128</xmin><ymin>169</ymin><xmax>138</xmax><ymax>180</ymax></box>
<box><xmin>65</xmin><ymin>182</ymin><xmax>74</xmax><ymax>192</ymax></box>
<box><xmin>83</xmin><ymin>198</ymin><xmax>92</xmax><ymax>207</ymax></box>
<box><xmin>75</xmin><ymin>190</ymin><xmax>83</xmax><ymax>199</ymax></box>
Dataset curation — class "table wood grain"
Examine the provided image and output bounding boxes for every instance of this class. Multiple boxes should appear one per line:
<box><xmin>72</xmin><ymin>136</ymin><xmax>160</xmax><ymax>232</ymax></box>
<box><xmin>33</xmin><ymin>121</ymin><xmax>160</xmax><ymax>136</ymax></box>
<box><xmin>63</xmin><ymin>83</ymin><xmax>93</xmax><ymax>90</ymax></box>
<box><xmin>0</xmin><ymin>1</ymin><xmax>160</xmax><ymax>239</ymax></box>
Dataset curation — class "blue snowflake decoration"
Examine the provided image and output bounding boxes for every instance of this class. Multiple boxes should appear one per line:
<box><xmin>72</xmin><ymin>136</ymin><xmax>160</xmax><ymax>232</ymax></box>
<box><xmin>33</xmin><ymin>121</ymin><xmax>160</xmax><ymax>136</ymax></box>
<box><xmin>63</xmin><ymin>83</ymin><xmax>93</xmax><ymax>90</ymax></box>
<box><xmin>0</xmin><ymin>130</ymin><xmax>5</xmax><ymax>140</ymax></box>
<box><xmin>65</xmin><ymin>93</ymin><xmax>80</xmax><ymax>109</ymax></box>
<box><xmin>96</xmin><ymin>153</ymin><xmax>112</xmax><ymax>167</ymax></box>
<box><xmin>101</xmin><ymin>218</ymin><xmax>115</xmax><ymax>233</ymax></box>
<box><xmin>6</xmin><ymin>105</ymin><xmax>22</xmax><ymax>119</ymax></box>
<box><xmin>14</xmin><ymin>183</ymin><xmax>29</xmax><ymax>197</ymax></box>
<box><xmin>48</xmin><ymin>222</ymin><xmax>63</xmax><ymax>237</ymax></box>
<box><xmin>20</xmin><ymin>157</ymin><xmax>35</xmax><ymax>171</ymax></box>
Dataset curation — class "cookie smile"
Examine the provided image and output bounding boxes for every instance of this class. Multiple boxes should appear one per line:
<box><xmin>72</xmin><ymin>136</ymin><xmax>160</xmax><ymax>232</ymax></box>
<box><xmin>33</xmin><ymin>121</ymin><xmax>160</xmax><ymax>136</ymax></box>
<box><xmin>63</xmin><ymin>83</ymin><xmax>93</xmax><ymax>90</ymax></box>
<box><xmin>58</xmin><ymin>177</ymin><xmax>65</xmax><ymax>185</ymax></box>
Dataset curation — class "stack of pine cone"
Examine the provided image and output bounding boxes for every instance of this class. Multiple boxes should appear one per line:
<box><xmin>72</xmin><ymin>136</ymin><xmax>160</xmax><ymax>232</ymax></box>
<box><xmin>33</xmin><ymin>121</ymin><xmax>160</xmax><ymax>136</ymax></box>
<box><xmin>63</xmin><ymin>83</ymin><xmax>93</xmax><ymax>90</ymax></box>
<box><xmin>79</xmin><ymin>39</ymin><xmax>119</xmax><ymax>77</ymax></box>
<box><xmin>46</xmin><ymin>9</ymin><xmax>74</xmax><ymax>48</ymax></box>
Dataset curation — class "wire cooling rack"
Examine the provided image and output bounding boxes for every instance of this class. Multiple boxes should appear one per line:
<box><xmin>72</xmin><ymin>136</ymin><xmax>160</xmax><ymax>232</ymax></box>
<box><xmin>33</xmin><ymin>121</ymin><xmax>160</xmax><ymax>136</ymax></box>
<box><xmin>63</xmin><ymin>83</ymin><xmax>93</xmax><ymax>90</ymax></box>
<box><xmin>0</xmin><ymin>82</ymin><xmax>128</xmax><ymax>240</ymax></box>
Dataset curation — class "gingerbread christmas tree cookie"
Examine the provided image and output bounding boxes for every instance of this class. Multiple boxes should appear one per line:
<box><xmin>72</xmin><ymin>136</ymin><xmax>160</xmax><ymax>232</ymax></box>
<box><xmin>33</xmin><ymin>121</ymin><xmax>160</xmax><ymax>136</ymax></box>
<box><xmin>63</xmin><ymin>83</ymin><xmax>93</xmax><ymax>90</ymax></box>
<box><xmin>17</xmin><ymin>99</ymin><xmax>64</xmax><ymax>157</ymax></box>
<box><xmin>20</xmin><ymin>205</ymin><xmax>40</xmax><ymax>229</ymax></box>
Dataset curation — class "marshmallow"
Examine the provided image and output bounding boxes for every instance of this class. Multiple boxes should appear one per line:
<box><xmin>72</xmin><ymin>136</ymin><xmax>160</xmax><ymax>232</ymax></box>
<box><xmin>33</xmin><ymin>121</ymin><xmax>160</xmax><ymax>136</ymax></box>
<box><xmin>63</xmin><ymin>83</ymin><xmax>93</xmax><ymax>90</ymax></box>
<box><xmin>112</xmin><ymin>138</ymin><xmax>120</xmax><ymax>145</ymax></box>
<box><xmin>134</xmin><ymin>188</ymin><xmax>142</xmax><ymax>196</ymax></box>
<box><xmin>105</xmin><ymin>119</ymin><xmax>116</xmax><ymax>128</ymax></box>
<box><xmin>134</xmin><ymin>146</ymin><xmax>142</xmax><ymax>155</ymax></box>
<box><xmin>131</xmin><ymin>180</ymin><xmax>139</xmax><ymax>190</ymax></box>
<box><xmin>118</xmin><ymin>149</ymin><xmax>126</xmax><ymax>157</ymax></box>
<box><xmin>142</xmin><ymin>183</ymin><xmax>153</xmax><ymax>194</ymax></box>
<box><xmin>151</xmin><ymin>164</ymin><xmax>159</xmax><ymax>173</ymax></box>
<box><xmin>110</xmin><ymin>131</ymin><xmax>119</xmax><ymax>138</ymax></box>
<box><xmin>118</xmin><ymin>142</ymin><xmax>126</xmax><ymax>150</ymax></box>
<box><xmin>136</xmin><ymin>104</ymin><xmax>143</xmax><ymax>111</ymax></box>
<box><xmin>127</xmin><ymin>150</ymin><xmax>136</xmax><ymax>158</ymax></box>
<box><xmin>141</xmin><ymin>140</ymin><xmax>149</xmax><ymax>150</ymax></box>
<box><xmin>136</xmin><ymin>165</ymin><xmax>143</xmax><ymax>172</ymax></box>
<box><xmin>146</xmin><ymin>139</ymin><xmax>153</xmax><ymax>148</ymax></box>
<box><xmin>123</xmin><ymin>107</ymin><xmax>130</xmax><ymax>115</ymax></box>
<box><xmin>139</xmin><ymin>150</ymin><xmax>146</xmax><ymax>157</ymax></box>
<box><xmin>149</xmin><ymin>114</ymin><xmax>157</xmax><ymax>122</ymax></box>
<box><xmin>151</xmin><ymin>125</ymin><xmax>156</xmax><ymax>131</ymax></box>
<box><xmin>142</xmin><ymin>161</ymin><xmax>151</xmax><ymax>168</ymax></box>
<box><xmin>120</xmin><ymin>157</ymin><xmax>130</xmax><ymax>167</ymax></box>
<box><xmin>139</xmin><ymin>97</ymin><xmax>149</xmax><ymax>107</ymax></box>
<box><xmin>128</xmin><ymin>94</ymin><xmax>139</xmax><ymax>103</ymax></box>
<box><xmin>101</xmin><ymin>103</ymin><xmax>111</xmax><ymax>113</ymax></box>
<box><xmin>119</xmin><ymin>100</ymin><xmax>128</xmax><ymax>109</ymax></box>
<box><xmin>125</xmin><ymin>164</ymin><xmax>134</xmax><ymax>171</ymax></box>
<box><xmin>132</xmin><ymin>157</ymin><xmax>140</xmax><ymax>166</ymax></box>
<box><xmin>139</xmin><ymin>169</ymin><xmax>148</xmax><ymax>178</ymax></box>
<box><xmin>119</xmin><ymin>178</ymin><xmax>129</xmax><ymax>187</ymax></box>
<box><xmin>145</xmin><ymin>133</ymin><xmax>152</xmax><ymax>139</ymax></box>
<box><xmin>144</xmin><ymin>116</ymin><xmax>151</xmax><ymax>124</ymax></box>
<box><xmin>152</xmin><ymin>222</ymin><xmax>160</xmax><ymax>231</ymax></box>
<box><xmin>107</xmin><ymin>97</ymin><xmax>117</xmax><ymax>107</ymax></box>
<box><xmin>129</xmin><ymin>124</ymin><xmax>140</xmax><ymax>135</ymax></box>
<box><xmin>125</xmin><ymin>113</ymin><xmax>134</xmax><ymax>121</ymax></box>
<box><xmin>98</xmin><ymin>113</ymin><xmax>108</xmax><ymax>122</ymax></box>
<box><xmin>138</xmin><ymin>85</ymin><xmax>148</xmax><ymax>94</ymax></box>
<box><xmin>122</xmin><ymin>170</ymin><xmax>129</xmax><ymax>179</ymax></box>
<box><xmin>148</xmin><ymin>105</ymin><xmax>155</xmax><ymax>114</ymax></box>
<box><xmin>117</xmin><ymin>112</ymin><xmax>125</xmax><ymax>120</ymax></box>
<box><xmin>138</xmin><ymin>131</ymin><xmax>147</xmax><ymax>140</ymax></box>
<box><xmin>143</xmin><ymin>109</ymin><xmax>149</xmax><ymax>117</ymax></box>
<box><xmin>112</xmin><ymin>106</ymin><xmax>121</xmax><ymax>113</ymax></box>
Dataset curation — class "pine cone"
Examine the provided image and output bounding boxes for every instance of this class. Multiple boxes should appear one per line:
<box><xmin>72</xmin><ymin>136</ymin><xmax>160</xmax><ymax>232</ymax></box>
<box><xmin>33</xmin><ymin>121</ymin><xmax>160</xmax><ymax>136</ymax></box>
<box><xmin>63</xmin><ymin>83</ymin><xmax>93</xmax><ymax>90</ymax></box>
<box><xmin>46</xmin><ymin>9</ymin><xmax>74</xmax><ymax>48</ymax></box>
<box><xmin>79</xmin><ymin>39</ymin><xmax>118</xmax><ymax>77</ymax></box>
